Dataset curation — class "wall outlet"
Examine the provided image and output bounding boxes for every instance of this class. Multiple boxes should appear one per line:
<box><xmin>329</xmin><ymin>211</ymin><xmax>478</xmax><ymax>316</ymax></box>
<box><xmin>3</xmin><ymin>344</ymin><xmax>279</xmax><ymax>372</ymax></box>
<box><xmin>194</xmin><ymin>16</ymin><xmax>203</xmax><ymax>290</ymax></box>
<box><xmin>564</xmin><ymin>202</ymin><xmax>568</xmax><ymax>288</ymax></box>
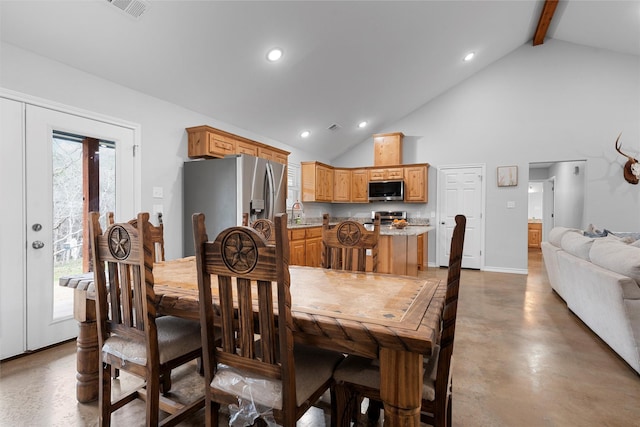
<box><xmin>153</xmin><ymin>186</ymin><xmax>163</xmax><ymax>198</ymax></box>
<box><xmin>153</xmin><ymin>204</ymin><xmax>163</xmax><ymax>215</ymax></box>
<box><xmin>507</xmin><ymin>201</ymin><xmax>516</xmax><ymax>208</ymax></box>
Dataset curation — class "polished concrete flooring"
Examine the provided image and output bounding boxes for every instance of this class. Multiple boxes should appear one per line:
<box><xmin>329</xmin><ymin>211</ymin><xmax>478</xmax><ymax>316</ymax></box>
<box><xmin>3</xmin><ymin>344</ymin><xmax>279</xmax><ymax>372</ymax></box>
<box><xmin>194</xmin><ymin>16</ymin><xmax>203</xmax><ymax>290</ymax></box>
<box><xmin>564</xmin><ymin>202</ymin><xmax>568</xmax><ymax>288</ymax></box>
<box><xmin>1</xmin><ymin>249</ymin><xmax>639</xmax><ymax>426</ymax></box>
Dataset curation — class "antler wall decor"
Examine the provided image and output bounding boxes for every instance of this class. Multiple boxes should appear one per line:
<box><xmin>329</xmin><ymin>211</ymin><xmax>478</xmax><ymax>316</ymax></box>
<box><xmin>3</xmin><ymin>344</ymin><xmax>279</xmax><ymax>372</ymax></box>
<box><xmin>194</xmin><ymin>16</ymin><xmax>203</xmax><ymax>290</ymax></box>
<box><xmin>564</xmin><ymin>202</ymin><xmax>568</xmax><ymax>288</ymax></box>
<box><xmin>615</xmin><ymin>133</ymin><xmax>640</xmax><ymax>185</ymax></box>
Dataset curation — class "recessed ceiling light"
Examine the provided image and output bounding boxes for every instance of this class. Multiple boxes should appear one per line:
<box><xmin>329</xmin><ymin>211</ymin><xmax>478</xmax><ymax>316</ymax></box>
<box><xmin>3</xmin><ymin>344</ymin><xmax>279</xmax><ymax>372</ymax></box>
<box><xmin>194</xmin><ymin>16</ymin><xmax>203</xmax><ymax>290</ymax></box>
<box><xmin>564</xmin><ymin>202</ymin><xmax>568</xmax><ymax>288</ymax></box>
<box><xmin>267</xmin><ymin>48</ymin><xmax>283</xmax><ymax>62</ymax></box>
<box><xmin>300</xmin><ymin>130</ymin><xmax>310</xmax><ymax>138</ymax></box>
<box><xmin>358</xmin><ymin>121</ymin><xmax>368</xmax><ymax>128</ymax></box>
<box><xmin>463</xmin><ymin>52</ymin><xmax>475</xmax><ymax>62</ymax></box>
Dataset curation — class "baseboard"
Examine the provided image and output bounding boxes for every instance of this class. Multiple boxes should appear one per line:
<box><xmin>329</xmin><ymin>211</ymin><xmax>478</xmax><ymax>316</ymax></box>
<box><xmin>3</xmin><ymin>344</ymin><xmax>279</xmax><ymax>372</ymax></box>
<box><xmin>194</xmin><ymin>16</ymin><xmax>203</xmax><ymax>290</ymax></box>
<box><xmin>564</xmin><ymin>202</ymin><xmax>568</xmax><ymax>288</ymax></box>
<box><xmin>482</xmin><ymin>266</ymin><xmax>528</xmax><ymax>275</ymax></box>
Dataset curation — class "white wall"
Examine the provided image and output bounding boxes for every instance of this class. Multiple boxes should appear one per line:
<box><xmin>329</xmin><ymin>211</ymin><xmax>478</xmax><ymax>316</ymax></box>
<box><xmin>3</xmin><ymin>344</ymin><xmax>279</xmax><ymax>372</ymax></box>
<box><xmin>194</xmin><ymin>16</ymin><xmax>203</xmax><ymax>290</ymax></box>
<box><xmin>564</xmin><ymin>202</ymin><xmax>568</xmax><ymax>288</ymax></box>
<box><xmin>334</xmin><ymin>40</ymin><xmax>640</xmax><ymax>271</ymax></box>
<box><xmin>0</xmin><ymin>42</ymin><xmax>326</xmax><ymax>259</ymax></box>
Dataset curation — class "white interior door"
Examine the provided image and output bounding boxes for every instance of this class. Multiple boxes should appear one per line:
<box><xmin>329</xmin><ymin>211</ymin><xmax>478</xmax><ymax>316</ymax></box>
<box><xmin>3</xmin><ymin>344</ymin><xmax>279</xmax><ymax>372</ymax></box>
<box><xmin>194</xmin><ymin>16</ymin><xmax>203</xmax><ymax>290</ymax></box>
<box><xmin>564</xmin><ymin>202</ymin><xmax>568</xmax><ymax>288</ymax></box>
<box><xmin>437</xmin><ymin>166</ymin><xmax>484</xmax><ymax>269</ymax></box>
<box><xmin>24</xmin><ymin>105</ymin><xmax>136</xmax><ymax>350</ymax></box>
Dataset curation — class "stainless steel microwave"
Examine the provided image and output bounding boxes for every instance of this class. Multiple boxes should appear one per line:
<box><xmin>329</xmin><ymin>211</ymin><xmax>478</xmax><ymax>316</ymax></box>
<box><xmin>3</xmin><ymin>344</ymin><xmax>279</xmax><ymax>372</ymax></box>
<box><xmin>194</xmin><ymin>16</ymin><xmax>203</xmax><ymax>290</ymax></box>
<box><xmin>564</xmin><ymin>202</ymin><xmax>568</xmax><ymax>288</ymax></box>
<box><xmin>368</xmin><ymin>180</ymin><xmax>404</xmax><ymax>202</ymax></box>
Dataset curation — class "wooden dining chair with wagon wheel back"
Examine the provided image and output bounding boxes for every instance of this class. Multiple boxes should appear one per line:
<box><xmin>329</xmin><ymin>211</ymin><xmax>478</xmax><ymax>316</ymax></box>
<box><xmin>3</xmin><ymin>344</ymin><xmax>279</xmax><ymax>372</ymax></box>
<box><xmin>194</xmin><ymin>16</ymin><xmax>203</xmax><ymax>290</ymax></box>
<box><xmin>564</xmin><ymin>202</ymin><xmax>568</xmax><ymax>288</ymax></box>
<box><xmin>242</xmin><ymin>212</ymin><xmax>276</xmax><ymax>245</ymax></box>
<box><xmin>321</xmin><ymin>213</ymin><xmax>381</xmax><ymax>272</ymax></box>
<box><xmin>192</xmin><ymin>212</ymin><xmax>344</xmax><ymax>427</ymax></box>
<box><xmin>89</xmin><ymin>211</ymin><xmax>204</xmax><ymax>426</ymax></box>
<box><xmin>331</xmin><ymin>214</ymin><xmax>467</xmax><ymax>427</ymax></box>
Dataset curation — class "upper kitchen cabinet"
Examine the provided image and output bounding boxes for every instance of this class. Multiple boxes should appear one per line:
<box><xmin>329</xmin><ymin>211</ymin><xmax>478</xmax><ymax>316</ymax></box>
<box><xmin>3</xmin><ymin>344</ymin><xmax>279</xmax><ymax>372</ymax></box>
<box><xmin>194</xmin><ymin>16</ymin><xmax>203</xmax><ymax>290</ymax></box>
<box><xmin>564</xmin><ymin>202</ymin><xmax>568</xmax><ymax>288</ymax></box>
<box><xmin>369</xmin><ymin>167</ymin><xmax>404</xmax><ymax>181</ymax></box>
<box><xmin>350</xmin><ymin>169</ymin><xmax>369</xmax><ymax>203</ymax></box>
<box><xmin>301</xmin><ymin>161</ymin><xmax>334</xmax><ymax>202</ymax></box>
<box><xmin>186</xmin><ymin>125</ymin><xmax>289</xmax><ymax>164</ymax></box>
<box><xmin>373</xmin><ymin>132</ymin><xmax>404</xmax><ymax>166</ymax></box>
<box><xmin>333</xmin><ymin>168</ymin><xmax>351</xmax><ymax>202</ymax></box>
<box><xmin>404</xmin><ymin>164</ymin><xmax>429</xmax><ymax>203</ymax></box>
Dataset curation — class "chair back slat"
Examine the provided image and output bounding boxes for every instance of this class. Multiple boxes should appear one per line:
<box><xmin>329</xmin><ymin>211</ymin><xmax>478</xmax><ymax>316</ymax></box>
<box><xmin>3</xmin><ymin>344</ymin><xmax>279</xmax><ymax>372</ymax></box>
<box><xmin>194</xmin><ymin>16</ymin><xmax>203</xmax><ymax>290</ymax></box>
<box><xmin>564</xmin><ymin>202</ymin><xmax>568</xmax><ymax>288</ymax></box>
<box><xmin>321</xmin><ymin>213</ymin><xmax>380</xmax><ymax>272</ymax></box>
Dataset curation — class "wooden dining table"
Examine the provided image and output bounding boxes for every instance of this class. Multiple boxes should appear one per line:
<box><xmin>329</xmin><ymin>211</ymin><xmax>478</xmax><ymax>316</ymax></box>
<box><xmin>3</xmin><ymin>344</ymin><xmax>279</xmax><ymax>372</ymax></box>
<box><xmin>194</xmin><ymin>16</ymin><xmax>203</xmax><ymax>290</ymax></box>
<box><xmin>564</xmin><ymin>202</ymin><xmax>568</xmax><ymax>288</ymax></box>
<box><xmin>61</xmin><ymin>256</ymin><xmax>445</xmax><ymax>427</ymax></box>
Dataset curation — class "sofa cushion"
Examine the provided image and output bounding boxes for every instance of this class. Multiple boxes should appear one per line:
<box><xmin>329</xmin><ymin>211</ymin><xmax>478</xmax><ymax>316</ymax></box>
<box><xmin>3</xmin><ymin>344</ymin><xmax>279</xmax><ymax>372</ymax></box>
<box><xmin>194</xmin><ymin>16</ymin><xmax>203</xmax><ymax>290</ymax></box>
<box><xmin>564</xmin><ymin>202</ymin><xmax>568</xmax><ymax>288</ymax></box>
<box><xmin>549</xmin><ymin>227</ymin><xmax>581</xmax><ymax>248</ymax></box>
<box><xmin>561</xmin><ymin>232</ymin><xmax>595</xmax><ymax>261</ymax></box>
<box><xmin>589</xmin><ymin>238</ymin><xmax>640</xmax><ymax>284</ymax></box>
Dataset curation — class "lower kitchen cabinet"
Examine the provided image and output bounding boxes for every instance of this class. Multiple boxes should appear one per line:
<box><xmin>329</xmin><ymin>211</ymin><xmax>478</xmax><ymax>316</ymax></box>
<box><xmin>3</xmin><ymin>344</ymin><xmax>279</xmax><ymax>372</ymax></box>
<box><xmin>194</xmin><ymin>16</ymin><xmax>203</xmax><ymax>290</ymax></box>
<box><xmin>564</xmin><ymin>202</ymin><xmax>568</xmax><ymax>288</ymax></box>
<box><xmin>289</xmin><ymin>226</ymin><xmax>322</xmax><ymax>267</ymax></box>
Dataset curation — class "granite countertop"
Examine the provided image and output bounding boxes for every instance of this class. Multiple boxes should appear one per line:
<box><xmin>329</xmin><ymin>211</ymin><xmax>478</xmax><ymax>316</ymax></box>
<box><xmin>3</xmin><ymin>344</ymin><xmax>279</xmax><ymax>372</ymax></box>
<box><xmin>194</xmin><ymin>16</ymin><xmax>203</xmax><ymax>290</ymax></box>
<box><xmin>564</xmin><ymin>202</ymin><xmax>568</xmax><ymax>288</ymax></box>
<box><xmin>287</xmin><ymin>220</ymin><xmax>434</xmax><ymax>236</ymax></box>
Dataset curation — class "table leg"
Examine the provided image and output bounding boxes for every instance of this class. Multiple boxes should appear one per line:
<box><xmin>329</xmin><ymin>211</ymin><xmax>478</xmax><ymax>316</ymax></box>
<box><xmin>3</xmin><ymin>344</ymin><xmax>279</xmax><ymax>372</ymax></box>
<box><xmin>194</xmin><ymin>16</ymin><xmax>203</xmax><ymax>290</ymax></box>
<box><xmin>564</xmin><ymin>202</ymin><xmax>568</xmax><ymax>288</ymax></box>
<box><xmin>73</xmin><ymin>290</ymin><xmax>99</xmax><ymax>403</ymax></box>
<box><xmin>379</xmin><ymin>347</ymin><xmax>423</xmax><ymax>427</ymax></box>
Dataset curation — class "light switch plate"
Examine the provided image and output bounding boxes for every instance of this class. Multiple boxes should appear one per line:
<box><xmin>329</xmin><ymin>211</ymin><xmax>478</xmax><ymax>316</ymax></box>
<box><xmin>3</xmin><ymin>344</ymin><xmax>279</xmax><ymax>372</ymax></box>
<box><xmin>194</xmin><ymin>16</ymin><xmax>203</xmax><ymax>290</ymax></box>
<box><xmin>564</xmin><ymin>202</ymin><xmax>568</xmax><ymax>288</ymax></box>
<box><xmin>507</xmin><ymin>201</ymin><xmax>516</xmax><ymax>208</ymax></box>
<box><xmin>153</xmin><ymin>187</ymin><xmax>163</xmax><ymax>198</ymax></box>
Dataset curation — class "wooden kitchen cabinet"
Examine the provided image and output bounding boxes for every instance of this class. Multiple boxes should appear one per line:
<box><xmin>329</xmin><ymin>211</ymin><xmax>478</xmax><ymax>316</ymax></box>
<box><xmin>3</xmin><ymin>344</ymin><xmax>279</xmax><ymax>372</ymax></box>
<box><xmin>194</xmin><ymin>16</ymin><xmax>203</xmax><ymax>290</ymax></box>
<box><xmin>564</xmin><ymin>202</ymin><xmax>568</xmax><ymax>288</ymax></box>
<box><xmin>368</xmin><ymin>167</ymin><xmax>404</xmax><ymax>181</ymax></box>
<box><xmin>333</xmin><ymin>169</ymin><xmax>351</xmax><ymax>202</ymax></box>
<box><xmin>528</xmin><ymin>222</ymin><xmax>542</xmax><ymax>248</ymax></box>
<box><xmin>186</xmin><ymin>125</ymin><xmax>289</xmax><ymax>164</ymax></box>
<box><xmin>301</xmin><ymin>161</ymin><xmax>334</xmax><ymax>202</ymax></box>
<box><xmin>350</xmin><ymin>169</ymin><xmax>369</xmax><ymax>202</ymax></box>
<box><xmin>187</xmin><ymin>126</ymin><xmax>236</xmax><ymax>158</ymax></box>
<box><xmin>289</xmin><ymin>228</ymin><xmax>307</xmax><ymax>266</ymax></box>
<box><xmin>289</xmin><ymin>226</ymin><xmax>322</xmax><ymax>266</ymax></box>
<box><xmin>305</xmin><ymin>227</ymin><xmax>323</xmax><ymax>267</ymax></box>
<box><xmin>404</xmin><ymin>164</ymin><xmax>429</xmax><ymax>203</ymax></box>
<box><xmin>236</xmin><ymin>139</ymin><xmax>258</xmax><ymax>156</ymax></box>
<box><xmin>373</xmin><ymin>132</ymin><xmax>404</xmax><ymax>166</ymax></box>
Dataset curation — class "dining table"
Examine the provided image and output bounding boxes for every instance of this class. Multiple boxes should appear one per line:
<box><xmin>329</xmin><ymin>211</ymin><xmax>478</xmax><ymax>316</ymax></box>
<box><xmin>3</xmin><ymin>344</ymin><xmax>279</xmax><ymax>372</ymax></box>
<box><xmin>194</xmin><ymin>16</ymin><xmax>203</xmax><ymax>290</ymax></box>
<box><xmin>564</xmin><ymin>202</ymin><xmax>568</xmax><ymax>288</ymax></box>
<box><xmin>60</xmin><ymin>256</ymin><xmax>445</xmax><ymax>427</ymax></box>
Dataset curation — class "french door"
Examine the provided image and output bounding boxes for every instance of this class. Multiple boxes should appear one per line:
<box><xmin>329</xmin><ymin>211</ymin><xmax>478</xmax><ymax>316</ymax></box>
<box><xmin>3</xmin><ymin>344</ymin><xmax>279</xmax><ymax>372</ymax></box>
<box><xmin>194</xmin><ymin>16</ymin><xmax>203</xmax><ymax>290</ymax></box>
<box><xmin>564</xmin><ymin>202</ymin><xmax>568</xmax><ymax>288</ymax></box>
<box><xmin>0</xmin><ymin>101</ymin><xmax>137</xmax><ymax>358</ymax></box>
<box><xmin>437</xmin><ymin>165</ymin><xmax>484</xmax><ymax>269</ymax></box>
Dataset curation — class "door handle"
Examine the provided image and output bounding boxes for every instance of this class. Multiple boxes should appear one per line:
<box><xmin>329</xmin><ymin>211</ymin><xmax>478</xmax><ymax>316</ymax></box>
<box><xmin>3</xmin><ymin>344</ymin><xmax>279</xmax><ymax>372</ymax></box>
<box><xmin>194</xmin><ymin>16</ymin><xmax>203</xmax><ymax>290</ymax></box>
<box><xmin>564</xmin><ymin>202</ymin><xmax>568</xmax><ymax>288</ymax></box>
<box><xmin>32</xmin><ymin>240</ymin><xmax>45</xmax><ymax>249</ymax></box>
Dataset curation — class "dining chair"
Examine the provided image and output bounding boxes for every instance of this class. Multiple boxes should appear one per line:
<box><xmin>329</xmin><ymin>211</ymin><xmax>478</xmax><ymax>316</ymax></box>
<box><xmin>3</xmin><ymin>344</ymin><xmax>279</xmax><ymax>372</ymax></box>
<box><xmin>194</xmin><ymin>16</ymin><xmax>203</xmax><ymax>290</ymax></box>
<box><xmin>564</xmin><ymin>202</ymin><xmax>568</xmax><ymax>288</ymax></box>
<box><xmin>321</xmin><ymin>213</ymin><xmax>381</xmax><ymax>272</ymax></box>
<box><xmin>331</xmin><ymin>214</ymin><xmax>467</xmax><ymax>427</ymax></box>
<box><xmin>192</xmin><ymin>212</ymin><xmax>344</xmax><ymax>427</ymax></box>
<box><xmin>89</xmin><ymin>211</ymin><xmax>204</xmax><ymax>426</ymax></box>
<box><xmin>107</xmin><ymin>211</ymin><xmax>165</xmax><ymax>262</ymax></box>
<box><xmin>242</xmin><ymin>212</ymin><xmax>276</xmax><ymax>245</ymax></box>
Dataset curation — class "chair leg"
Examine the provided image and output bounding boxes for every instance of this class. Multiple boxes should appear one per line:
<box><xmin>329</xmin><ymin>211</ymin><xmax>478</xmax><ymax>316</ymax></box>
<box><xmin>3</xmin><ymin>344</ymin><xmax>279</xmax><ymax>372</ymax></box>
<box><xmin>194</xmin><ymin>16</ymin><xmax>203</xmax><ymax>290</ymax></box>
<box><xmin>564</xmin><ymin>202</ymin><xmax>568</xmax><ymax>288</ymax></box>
<box><xmin>160</xmin><ymin>371</ymin><xmax>172</xmax><ymax>395</ymax></box>
<box><xmin>146</xmin><ymin>376</ymin><xmax>160</xmax><ymax>426</ymax></box>
<box><xmin>99</xmin><ymin>362</ymin><xmax>112</xmax><ymax>427</ymax></box>
<box><xmin>205</xmin><ymin>399</ymin><xmax>220</xmax><ymax>427</ymax></box>
<box><xmin>366</xmin><ymin>399</ymin><xmax>382</xmax><ymax>425</ymax></box>
<box><xmin>332</xmin><ymin>383</ymin><xmax>358</xmax><ymax>427</ymax></box>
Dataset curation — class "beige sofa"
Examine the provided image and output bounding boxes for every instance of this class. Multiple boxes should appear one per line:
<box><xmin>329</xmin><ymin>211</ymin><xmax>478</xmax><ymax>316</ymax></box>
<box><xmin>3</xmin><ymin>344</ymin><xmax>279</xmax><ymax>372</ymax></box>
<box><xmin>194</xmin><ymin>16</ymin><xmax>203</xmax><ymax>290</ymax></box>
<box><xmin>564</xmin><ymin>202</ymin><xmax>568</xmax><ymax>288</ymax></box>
<box><xmin>541</xmin><ymin>227</ymin><xmax>640</xmax><ymax>375</ymax></box>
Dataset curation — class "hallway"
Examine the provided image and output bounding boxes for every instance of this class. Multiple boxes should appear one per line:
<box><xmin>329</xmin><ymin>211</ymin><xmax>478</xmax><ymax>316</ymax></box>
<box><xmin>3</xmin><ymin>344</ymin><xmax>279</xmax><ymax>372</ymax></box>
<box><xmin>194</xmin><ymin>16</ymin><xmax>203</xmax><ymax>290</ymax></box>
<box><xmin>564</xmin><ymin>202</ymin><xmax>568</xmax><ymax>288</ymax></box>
<box><xmin>1</xmin><ymin>250</ymin><xmax>638</xmax><ymax>426</ymax></box>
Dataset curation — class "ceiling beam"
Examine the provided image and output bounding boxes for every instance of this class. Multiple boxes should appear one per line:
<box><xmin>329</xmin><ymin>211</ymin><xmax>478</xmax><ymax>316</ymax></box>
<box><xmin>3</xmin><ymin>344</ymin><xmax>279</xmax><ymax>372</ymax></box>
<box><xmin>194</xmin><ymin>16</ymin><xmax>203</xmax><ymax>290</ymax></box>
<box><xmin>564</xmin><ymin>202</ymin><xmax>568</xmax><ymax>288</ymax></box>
<box><xmin>533</xmin><ymin>0</ymin><xmax>559</xmax><ymax>46</ymax></box>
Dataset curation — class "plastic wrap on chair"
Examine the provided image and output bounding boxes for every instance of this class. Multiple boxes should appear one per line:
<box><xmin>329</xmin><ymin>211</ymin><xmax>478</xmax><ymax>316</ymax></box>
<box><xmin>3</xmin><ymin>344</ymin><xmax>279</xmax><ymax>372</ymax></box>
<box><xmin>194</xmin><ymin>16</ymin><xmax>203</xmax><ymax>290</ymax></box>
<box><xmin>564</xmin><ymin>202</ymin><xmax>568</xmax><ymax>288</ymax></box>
<box><xmin>102</xmin><ymin>337</ymin><xmax>147</xmax><ymax>366</ymax></box>
<box><xmin>211</xmin><ymin>365</ymin><xmax>279</xmax><ymax>427</ymax></box>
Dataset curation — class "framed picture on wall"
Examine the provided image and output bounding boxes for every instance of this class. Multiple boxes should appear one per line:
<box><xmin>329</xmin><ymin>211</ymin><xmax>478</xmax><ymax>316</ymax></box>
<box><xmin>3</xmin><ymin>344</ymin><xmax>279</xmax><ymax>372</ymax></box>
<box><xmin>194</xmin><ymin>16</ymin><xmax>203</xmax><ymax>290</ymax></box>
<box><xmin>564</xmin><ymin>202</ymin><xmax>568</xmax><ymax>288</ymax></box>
<box><xmin>497</xmin><ymin>166</ymin><xmax>518</xmax><ymax>187</ymax></box>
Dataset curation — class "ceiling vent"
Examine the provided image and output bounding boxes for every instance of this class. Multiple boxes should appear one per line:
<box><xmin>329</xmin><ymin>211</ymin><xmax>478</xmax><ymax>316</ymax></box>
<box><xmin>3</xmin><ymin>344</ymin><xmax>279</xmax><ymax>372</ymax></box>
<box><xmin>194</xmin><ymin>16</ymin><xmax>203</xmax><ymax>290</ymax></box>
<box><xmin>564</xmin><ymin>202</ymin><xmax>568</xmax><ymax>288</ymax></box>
<box><xmin>106</xmin><ymin>0</ymin><xmax>149</xmax><ymax>19</ymax></box>
<box><xmin>327</xmin><ymin>123</ymin><xmax>342</xmax><ymax>132</ymax></box>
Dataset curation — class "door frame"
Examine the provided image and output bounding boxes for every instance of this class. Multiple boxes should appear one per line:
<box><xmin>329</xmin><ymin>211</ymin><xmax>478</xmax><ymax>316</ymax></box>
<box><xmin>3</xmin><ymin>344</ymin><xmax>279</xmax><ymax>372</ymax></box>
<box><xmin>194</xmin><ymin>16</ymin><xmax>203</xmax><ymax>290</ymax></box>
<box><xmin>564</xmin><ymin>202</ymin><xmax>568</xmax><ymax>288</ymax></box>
<box><xmin>436</xmin><ymin>163</ymin><xmax>486</xmax><ymax>270</ymax></box>
<box><xmin>0</xmin><ymin>88</ymin><xmax>141</xmax><ymax>357</ymax></box>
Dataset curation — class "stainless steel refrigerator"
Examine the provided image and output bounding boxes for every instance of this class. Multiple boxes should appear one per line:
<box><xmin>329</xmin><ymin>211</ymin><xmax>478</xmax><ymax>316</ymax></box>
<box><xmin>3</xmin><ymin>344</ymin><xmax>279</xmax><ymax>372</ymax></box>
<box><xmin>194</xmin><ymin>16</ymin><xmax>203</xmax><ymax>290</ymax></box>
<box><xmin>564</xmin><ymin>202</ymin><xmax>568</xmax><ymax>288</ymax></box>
<box><xmin>183</xmin><ymin>154</ymin><xmax>287</xmax><ymax>256</ymax></box>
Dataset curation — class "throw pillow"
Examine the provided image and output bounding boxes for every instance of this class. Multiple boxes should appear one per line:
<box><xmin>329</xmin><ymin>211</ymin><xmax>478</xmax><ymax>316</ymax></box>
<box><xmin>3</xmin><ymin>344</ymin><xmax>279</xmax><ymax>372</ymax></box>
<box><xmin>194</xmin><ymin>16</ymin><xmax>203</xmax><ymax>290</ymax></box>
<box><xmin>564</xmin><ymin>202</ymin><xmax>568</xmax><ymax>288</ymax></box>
<box><xmin>604</xmin><ymin>230</ymin><xmax>640</xmax><ymax>244</ymax></box>
<box><xmin>584</xmin><ymin>224</ymin><xmax>607</xmax><ymax>238</ymax></box>
<box><xmin>561</xmin><ymin>232</ymin><xmax>595</xmax><ymax>261</ymax></box>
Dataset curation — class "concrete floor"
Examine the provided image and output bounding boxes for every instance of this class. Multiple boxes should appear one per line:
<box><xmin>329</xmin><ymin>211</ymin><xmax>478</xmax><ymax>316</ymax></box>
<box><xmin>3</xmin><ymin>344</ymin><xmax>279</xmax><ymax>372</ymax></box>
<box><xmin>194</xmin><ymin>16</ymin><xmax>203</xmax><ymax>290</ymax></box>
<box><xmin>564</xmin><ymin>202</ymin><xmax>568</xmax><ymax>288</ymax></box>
<box><xmin>1</xmin><ymin>249</ymin><xmax>639</xmax><ymax>426</ymax></box>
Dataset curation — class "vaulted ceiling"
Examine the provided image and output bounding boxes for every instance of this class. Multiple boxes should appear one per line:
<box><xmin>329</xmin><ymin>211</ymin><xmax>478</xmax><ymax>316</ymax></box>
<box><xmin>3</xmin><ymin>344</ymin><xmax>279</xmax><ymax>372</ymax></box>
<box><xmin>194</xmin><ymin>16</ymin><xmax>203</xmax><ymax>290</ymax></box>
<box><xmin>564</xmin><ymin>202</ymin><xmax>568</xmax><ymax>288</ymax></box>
<box><xmin>1</xmin><ymin>1</ymin><xmax>638</xmax><ymax>159</ymax></box>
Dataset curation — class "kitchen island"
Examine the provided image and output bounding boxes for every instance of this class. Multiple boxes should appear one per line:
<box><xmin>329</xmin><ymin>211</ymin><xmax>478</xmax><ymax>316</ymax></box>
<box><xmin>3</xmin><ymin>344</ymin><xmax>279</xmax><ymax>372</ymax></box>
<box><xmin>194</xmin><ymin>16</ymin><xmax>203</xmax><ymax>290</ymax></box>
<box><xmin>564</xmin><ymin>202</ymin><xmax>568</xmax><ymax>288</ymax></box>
<box><xmin>288</xmin><ymin>222</ymin><xmax>433</xmax><ymax>276</ymax></box>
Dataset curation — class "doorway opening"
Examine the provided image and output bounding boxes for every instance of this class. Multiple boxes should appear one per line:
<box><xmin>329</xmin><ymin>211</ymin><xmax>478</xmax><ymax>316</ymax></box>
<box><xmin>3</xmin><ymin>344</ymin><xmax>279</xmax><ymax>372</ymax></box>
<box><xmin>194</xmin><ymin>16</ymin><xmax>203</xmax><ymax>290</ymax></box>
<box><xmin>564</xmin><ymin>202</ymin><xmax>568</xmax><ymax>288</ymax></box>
<box><xmin>528</xmin><ymin>160</ymin><xmax>585</xmax><ymax>250</ymax></box>
<box><xmin>52</xmin><ymin>130</ymin><xmax>115</xmax><ymax>318</ymax></box>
